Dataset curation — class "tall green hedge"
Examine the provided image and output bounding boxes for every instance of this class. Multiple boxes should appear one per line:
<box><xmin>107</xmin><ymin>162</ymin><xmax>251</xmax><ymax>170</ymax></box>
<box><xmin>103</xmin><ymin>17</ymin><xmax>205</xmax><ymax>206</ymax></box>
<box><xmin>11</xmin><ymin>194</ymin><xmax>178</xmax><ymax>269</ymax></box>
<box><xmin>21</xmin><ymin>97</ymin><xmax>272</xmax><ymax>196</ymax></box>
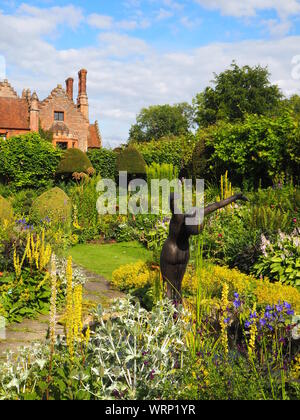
<box><xmin>87</xmin><ymin>148</ymin><xmax>117</xmax><ymax>179</ymax></box>
<box><xmin>0</xmin><ymin>133</ymin><xmax>61</xmax><ymax>190</ymax></box>
<box><xmin>135</xmin><ymin>134</ymin><xmax>197</xmax><ymax>171</ymax></box>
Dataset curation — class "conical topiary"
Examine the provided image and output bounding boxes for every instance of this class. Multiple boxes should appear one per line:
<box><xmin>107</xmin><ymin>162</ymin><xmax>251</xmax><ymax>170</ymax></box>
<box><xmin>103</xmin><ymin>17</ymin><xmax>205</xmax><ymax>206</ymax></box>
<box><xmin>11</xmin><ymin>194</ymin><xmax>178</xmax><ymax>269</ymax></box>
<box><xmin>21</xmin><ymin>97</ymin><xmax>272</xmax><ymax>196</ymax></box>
<box><xmin>56</xmin><ymin>148</ymin><xmax>94</xmax><ymax>176</ymax></box>
<box><xmin>116</xmin><ymin>146</ymin><xmax>147</xmax><ymax>175</ymax></box>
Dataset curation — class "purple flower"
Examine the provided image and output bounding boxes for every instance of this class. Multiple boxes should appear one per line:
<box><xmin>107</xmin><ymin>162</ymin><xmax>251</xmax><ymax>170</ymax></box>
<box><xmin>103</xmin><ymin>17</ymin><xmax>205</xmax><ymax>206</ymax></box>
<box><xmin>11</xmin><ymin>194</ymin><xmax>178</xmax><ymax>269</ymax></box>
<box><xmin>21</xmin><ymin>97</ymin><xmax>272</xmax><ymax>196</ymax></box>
<box><xmin>259</xmin><ymin>318</ymin><xmax>267</xmax><ymax>327</ymax></box>
<box><xmin>224</xmin><ymin>317</ymin><xmax>230</xmax><ymax>324</ymax></box>
<box><xmin>149</xmin><ymin>370</ymin><xmax>155</xmax><ymax>380</ymax></box>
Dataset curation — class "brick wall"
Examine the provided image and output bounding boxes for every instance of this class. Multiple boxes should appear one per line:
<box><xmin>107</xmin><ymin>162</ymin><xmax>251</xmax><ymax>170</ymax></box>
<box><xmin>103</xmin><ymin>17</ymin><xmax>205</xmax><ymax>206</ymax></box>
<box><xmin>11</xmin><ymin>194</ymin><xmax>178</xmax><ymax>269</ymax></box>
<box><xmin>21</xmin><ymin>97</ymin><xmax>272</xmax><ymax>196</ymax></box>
<box><xmin>39</xmin><ymin>85</ymin><xmax>89</xmax><ymax>151</ymax></box>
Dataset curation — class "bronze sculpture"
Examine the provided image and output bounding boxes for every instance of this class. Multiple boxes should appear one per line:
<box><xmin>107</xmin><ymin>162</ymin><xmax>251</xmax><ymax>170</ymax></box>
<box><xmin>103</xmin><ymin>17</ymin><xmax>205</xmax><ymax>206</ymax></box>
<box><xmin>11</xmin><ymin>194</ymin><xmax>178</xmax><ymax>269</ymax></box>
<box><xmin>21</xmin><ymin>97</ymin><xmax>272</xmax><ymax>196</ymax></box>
<box><xmin>160</xmin><ymin>192</ymin><xmax>248</xmax><ymax>301</ymax></box>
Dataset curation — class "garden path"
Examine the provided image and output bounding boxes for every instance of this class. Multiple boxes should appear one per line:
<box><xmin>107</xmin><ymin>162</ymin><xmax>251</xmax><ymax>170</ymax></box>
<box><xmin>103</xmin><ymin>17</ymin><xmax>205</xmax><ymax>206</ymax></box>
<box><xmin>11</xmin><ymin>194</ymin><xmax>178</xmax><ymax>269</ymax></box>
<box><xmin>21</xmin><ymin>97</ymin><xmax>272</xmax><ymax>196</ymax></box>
<box><xmin>0</xmin><ymin>268</ymin><xmax>124</xmax><ymax>359</ymax></box>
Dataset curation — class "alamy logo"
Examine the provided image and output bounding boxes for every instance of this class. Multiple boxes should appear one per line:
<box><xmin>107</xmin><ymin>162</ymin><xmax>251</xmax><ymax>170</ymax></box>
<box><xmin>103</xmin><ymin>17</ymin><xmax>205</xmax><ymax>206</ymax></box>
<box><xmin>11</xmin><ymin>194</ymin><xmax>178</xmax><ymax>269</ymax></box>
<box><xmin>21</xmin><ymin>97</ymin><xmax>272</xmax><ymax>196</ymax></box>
<box><xmin>0</xmin><ymin>316</ymin><xmax>6</xmax><ymax>340</ymax></box>
<box><xmin>96</xmin><ymin>172</ymin><xmax>205</xmax><ymax>226</ymax></box>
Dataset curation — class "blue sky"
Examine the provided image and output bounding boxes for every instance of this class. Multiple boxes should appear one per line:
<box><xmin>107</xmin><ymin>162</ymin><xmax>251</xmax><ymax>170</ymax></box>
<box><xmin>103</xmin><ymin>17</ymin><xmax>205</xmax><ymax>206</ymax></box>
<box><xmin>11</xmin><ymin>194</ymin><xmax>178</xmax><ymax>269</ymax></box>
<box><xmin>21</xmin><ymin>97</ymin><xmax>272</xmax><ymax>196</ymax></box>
<box><xmin>1</xmin><ymin>0</ymin><xmax>300</xmax><ymax>146</ymax></box>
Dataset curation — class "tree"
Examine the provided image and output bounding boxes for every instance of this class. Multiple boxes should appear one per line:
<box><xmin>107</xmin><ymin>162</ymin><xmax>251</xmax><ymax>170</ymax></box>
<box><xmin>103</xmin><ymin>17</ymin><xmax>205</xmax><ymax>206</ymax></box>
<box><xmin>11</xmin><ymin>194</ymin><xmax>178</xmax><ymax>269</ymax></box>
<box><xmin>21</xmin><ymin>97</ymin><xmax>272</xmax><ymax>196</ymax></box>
<box><xmin>285</xmin><ymin>94</ymin><xmax>300</xmax><ymax>121</ymax></box>
<box><xmin>128</xmin><ymin>103</ymin><xmax>193</xmax><ymax>143</ymax></box>
<box><xmin>194</xmin><ymin>62</ymin><xmax>282</xmax><ymax>127</ymax></box>
<box><xmin>205</xmin><ymin>112</ymin><xmax>297</xmax><ymax>187</ymax></box>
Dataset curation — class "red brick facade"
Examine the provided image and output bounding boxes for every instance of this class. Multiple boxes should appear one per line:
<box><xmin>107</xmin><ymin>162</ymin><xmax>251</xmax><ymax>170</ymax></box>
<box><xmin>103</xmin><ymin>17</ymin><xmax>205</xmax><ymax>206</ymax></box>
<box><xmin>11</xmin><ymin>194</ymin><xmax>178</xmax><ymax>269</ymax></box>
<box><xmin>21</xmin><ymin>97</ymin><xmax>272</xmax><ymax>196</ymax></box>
<box><xmin>0</xmin><ymin>70</ymin><xmax>102</xmax><ymax>151</ymax></box>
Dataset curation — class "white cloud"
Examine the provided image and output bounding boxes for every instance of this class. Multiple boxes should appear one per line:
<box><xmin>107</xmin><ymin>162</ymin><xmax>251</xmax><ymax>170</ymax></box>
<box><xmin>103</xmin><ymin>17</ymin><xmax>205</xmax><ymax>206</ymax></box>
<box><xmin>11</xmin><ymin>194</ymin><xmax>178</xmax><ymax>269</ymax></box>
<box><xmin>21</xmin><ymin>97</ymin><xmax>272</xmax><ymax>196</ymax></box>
<box><xmin>1</xmin><ymin>4</ymin><xmax>300</xmax><ymax>147</ymax></box>
<box><xmin>87</xmin><ymin>14</ymin><xmax>113</xmax><ymax>30</ymax></box>
<box><xmin>156</xmin><ymin>8</ymin><xmax>173</xmax><ymax>21</ymax></box>
<box><xmin>194</xmin><ymin>0</ymin><xmax>300</xmax><ymax>18</ymax></box>
<box><xmin>98</xmin><ymin>32</ymin><xmax>150</xmax><ymax>57</ymax></box>
<box><xmin>261</xmin><ymin>19</ymin><xmax>293</xmax><ymax>37</ymax></box>
<box><xmin>180</xmin><ymin>16</ymin><xmax>202</xmax><ymax>29</ymax></box>
<box><xmin>87</xmin><ymin>13</ymin><xmax>150</xmax><ymax>31</ymax></box>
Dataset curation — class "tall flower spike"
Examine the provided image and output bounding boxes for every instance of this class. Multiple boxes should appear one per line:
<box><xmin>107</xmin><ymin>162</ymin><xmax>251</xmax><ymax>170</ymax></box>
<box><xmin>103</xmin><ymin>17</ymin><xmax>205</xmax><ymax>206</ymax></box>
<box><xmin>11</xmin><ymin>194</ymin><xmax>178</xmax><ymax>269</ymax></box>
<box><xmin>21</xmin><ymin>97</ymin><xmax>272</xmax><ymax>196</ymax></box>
<box><xmin>248</xmin><ymin>303</ymin><xmax>257</xmax><ymax>358</ymax></box>
<box><xmin>49</xmin><ymin>254</ymin><xmax>57</xmax><ymax>351</ymax></box>
<box><xmin>66</xmin><ymin>256</ymin><xmax>74</xmax><ymax>359</ymax></box>
<box><xmin>220</xmin><ymin>282</ymin><xmax>229</xmax><ymax>357</ymax></box>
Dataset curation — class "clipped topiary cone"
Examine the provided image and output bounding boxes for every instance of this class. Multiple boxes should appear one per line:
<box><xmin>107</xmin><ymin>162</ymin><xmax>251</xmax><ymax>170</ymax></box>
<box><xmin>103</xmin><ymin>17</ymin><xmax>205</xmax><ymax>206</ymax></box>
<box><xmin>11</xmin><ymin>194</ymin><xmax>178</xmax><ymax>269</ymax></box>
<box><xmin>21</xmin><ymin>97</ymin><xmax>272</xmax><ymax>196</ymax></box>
<box><xmin>56</xmin><ymin>149</ymin><xmax>94</xmax><ymax>176</ymax></box>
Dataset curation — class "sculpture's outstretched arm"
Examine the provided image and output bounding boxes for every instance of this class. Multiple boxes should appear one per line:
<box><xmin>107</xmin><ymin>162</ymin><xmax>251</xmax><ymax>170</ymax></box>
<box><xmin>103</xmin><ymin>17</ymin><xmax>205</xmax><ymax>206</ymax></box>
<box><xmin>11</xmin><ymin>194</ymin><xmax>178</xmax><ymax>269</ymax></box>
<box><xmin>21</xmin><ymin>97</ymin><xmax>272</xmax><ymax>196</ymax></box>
<box><xmin>204</xmin><ymin>193</ymin><xmax>248</xmax><ymax>216</ymax></box>
<box><xmin>185</xmin><ymin>193</ymin><xmax>248</xmax><ymax>236</ymax></box>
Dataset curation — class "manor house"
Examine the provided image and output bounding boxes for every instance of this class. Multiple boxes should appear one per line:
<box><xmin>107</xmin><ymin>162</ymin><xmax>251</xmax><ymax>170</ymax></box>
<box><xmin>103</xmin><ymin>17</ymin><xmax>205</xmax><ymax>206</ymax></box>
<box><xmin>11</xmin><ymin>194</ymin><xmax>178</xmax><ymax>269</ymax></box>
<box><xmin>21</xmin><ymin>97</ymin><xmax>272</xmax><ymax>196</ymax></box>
<box><xmin>0</xmin><ymin>69</ymin><xmax>102</xmax><ymax>151</ymax></box>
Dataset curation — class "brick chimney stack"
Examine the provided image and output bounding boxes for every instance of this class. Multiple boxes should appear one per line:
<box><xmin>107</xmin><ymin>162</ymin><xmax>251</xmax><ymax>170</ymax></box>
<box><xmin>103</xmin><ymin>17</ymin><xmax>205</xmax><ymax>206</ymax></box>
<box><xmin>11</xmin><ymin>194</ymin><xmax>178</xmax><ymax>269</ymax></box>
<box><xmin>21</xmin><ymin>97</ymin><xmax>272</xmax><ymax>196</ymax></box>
<box><xmin>77</xmin><ymin>69</ymin><xmax>89</xmax><ymax>120</ymax></box>
<box><xmin>30</xmin><ymin>92</ymin><xmax>39</xmax><ymax>132</ymax></box>
<box><xmin>66</xmin><ymin>77</ymin><xmax>74</xmax><ymax>102</ymax></box>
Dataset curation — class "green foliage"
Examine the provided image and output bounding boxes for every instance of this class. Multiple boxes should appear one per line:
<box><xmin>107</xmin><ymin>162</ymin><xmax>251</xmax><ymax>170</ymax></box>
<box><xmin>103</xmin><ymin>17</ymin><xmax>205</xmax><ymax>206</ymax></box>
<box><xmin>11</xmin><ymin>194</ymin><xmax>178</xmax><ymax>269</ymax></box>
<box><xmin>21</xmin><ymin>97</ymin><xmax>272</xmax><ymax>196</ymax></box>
<box><xmin>0</xmin><ymin>195</ymin><xmax>13</xmax><ymax>222</ymax></box>
<box><xmin>247</xmin><ymin>206</ymin><xmax>291</xmax><ymax>234</ymax></box>
<box><xmin>0</xmin><ymin>299</ymin><xmax>190</xmax><ymax>400</ymax></box>
<box><xmin>116</xmin><ymin>146</ymin><xmax>147</xmax><ymax>175</ymax></box>
<box><xmin>254</xmin><ymin>230</ymin><xmax>300</xmax><ymax>289</ymax></box>
<box><xmin>136</xmin><ymin>134</ymin><xmax>197</xmax><ymax>172</ymax></box>
<box><xmin>0</xmin><ymin>133</ymin><xmax>61</xmax><ymax>190</ymax></box>
<box><xmin>146</xmin><ymin>162</ymin><xmax>178</xmax><ymax>184</ymax></box>
<box><xmin>87</xmin><ymin>148</ymin><xmax>117</xmax><ymax>179</ymax></box>
<box><xmin>11</xmin><ymin>190</ymin><xmax>39</xmax><ymax>216</ymax></box>
<box><xmin>39</xmin><ymin>125</ymin><xmax>53</xmax><ymax>143</ymax></box>
<box><xmin>285</xmin><ymin>94</ymin><xmax>300</xmax><ymax>121</ymax></box>
<box><xmin>194</xmin><ymin>62</ymin><xmax>282</xmax><ymax>127</ymax></box>
<box><xmin>56</xmin><ymin>149</ymin><xmax>93</xmax><ymax>176</ymax></box>
<box><xmin>206</xmin><ymin>112</ymin><xmax>299</xmax><ymax>186</ymax></box>
<box><xmin>129</xmin><ymin>103</ymin><xmax>193</xmax><ymax>143</ymax></box>
<box><xmin>69</xmin><ymin>176</ymin><xmax>101</xmax><ymax>242</ymax></box>
<box><xmin>30</xmin><ymin>188</ymin><xmax>72</xmax><ymax>228</ymax></box>
<box><xmin>0</xmin><ymin>270</ymin><xmax>57</xmax><ymax>323</ymax></box>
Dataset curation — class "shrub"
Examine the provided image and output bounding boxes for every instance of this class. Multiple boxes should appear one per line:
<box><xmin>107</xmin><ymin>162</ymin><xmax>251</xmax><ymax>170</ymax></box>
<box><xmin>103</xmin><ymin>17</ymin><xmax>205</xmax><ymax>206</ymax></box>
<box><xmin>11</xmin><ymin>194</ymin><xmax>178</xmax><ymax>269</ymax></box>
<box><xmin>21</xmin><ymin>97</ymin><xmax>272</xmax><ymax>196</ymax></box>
<box><xmin>116</xmin><ymin>146</ymin><xmax>147</xmax><ymax>175</ymax></box>
<box><xmin>30</xmin><ymin>187</ymin><xmax>72</xmax><ymax>228</ymax></box>
<box><xmin>254</xmin><ymin>230</ymin><xmax>300</xmax><ymax>289</ymax></box>
<box><xmin>0</xmin><ymin>195</ymin><xmax>13</xmax><ymax>222</ymax></box>
<box><xmin>182</xmin><ymin>264</ymin><xmax>300</xmax><ymax>311</ymax></box>
<box><xmin>0</xmin><ymin>133</ymin><xmax>61</xmax><ymax>190</ymax></box>
<box><xmin>87</xmin><ymin>148</ymin><xmax>117</xmax><ymax>179</ymax></box>
<box><xmin>56</xmin><ymin>149</ymin><xmax>93</xmax><ymax>176</ymax></box>
<box><xmin>111</xmin><ymin>261</ymin><xmax>153</xmax><ymax>291</ymax></box>
<box><xmin>112</xmin><ymin>262</ymin><xmax>300</xmax><ymax>312</ymax></box>
<box><xmin>0</xmin><ymin>299</ymin><xmax>190</xmax><ymax>400</ymax></box>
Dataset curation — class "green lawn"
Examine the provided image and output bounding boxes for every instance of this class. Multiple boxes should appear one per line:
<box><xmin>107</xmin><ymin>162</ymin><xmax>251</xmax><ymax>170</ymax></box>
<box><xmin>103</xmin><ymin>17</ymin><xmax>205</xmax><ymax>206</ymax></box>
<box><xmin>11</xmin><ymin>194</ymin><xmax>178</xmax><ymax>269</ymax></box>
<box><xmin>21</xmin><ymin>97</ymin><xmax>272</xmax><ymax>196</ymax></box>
<box><xmin>69</xmin><ymin>241</ymin><xmax>152</xmax><ymax>280</ymax></box>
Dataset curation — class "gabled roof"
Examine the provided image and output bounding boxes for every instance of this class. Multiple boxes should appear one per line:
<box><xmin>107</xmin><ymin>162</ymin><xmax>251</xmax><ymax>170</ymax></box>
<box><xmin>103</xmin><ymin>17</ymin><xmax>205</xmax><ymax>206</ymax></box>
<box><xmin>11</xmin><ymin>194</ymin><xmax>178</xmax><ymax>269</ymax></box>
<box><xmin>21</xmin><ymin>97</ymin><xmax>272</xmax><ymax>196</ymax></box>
<box><xmin>0</xmin><ymin>97</ymin><xmax>30</xmax><ymax>130</ymax></box>
<box><xmin>88</xmin><ymin>122</ymin><xmax>102</xmax><ymax>148</ymax></box>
